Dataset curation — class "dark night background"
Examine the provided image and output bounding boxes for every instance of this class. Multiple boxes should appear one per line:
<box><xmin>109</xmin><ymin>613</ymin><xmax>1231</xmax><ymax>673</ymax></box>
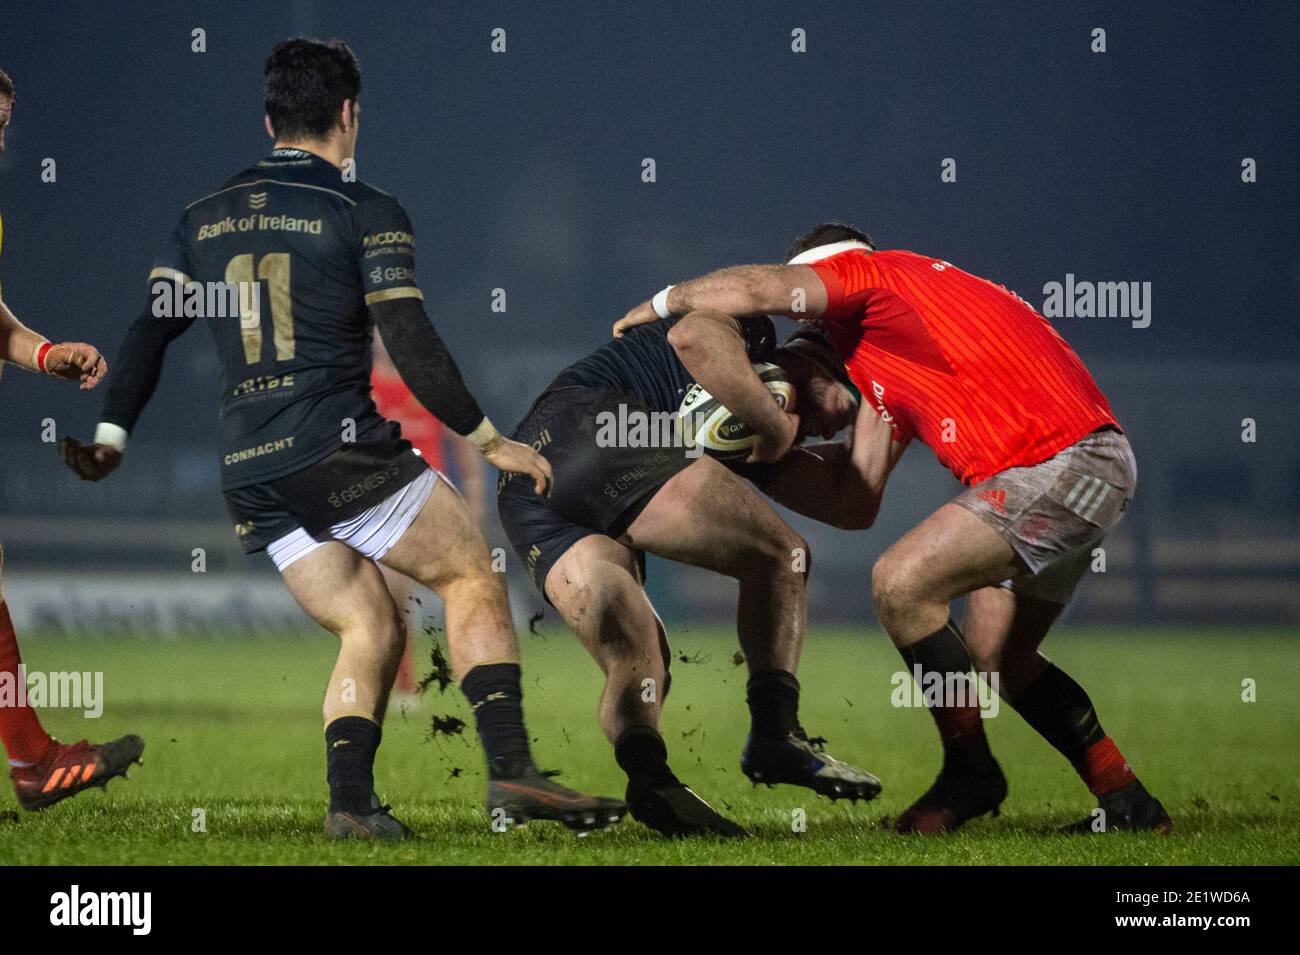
<box><xmin>0</xmin><ymin>2</ymin><xmax>1296</xmax><ymax>627</ymax></box>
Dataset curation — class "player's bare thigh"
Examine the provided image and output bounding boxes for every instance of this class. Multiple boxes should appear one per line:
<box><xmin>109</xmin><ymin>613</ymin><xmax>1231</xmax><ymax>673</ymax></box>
<box><xmin>280</xmin><ymin>540</ymin><xmax>400</xmax><ymax>638</ymax></box>
<box><xmin>378</xmin><ymin>475</ymin><xmax>501</xmax><ymax>595</ymax></box>
<box><xmin>618</xmin><ymin>456</ymin><xmax>804</xmax><ymax>576</ymax></box>
<box><xmin>874</xmin><ymin>503</ymin><xmax>1026</xmax><ymax>610</ymax></box>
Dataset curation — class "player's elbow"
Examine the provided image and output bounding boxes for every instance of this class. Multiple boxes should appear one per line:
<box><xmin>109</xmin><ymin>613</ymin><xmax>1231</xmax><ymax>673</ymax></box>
<box><xmin>831</xmin><ymin>502</ymin><xmax>878</xmax><ymax>531</ymax></box>
<box><xmin>830</xmin><ymin>483</ymin><xmax>881</xmax><ymax>530</ymax></box>
<box><xmin>666</xmin><ymin>315</ymin><xmax>708</xmax><ymax>356</ymax></box>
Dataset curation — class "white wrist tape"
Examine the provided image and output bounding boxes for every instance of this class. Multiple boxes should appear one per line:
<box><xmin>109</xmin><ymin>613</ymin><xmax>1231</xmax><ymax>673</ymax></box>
<box><xmin>651</xmin><ymin>285</ymin><xmax>676</xmax><ymax>319</ymax></box>
<box><xmin>93</xmin><ymin>422</ymin><xmax>129</xmax><ymax>452</ymax></box>
<box><xmin>465</xmin><ymin>416</ymin><xmax>503</xmax><ymax>453</ymax></box>
<box><xmin>31</xmin><ymin>339</ymin><xmax>52</xmax><ymax>372</ymax></box>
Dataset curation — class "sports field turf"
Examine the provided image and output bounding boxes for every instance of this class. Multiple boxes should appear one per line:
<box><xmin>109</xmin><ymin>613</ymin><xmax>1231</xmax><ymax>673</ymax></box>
<box><xmin>1</xmin><ymin>626</ymin><xmax>1296</xmax><ymax>865</ymax></box>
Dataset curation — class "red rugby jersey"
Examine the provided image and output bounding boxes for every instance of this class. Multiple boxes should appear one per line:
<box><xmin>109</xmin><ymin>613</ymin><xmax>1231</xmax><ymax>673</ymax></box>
<box><xmin>370</xmin><ymin>367</ymin><xmax>445</xmax><ymax>471</ymax></box>
<box><xmin>808</xmin><ymin>249</ymin><xmax>1117</xmax><ymax>485</ymax></box>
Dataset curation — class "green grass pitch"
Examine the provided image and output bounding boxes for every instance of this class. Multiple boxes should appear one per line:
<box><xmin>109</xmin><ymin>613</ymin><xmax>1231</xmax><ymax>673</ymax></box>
<box><xmin>1</xmin><ymin>626</ymin><xmax>1296</xmax><ymax>865</ymax></box>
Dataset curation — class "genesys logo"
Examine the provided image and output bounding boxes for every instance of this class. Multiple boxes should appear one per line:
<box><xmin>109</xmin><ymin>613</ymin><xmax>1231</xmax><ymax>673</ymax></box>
<box><xmin>49</xmin><ymin>885</ymin><xmax>151</xmax><ymax>935</ymax></box>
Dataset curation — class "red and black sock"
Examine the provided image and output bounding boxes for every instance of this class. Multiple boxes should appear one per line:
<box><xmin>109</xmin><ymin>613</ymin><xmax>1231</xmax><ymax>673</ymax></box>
<box><xmin>899</xmin><ymin>620</ymin><xmax>992</xmax><ymax>769</ymax></box>
<box><xmin>0</xmin><ymin>600</ymin><xmax>54</xmax><ymax>767</ymax></box>
<box><xmin>1012</xmin><ymin>663</ymin><xmax>1137</xmax><ymax>796</ymax></box>
<box><xmin>461</xmin><ymin>662</ymin><xmax>534</xmax><ymax>779</ymax></box>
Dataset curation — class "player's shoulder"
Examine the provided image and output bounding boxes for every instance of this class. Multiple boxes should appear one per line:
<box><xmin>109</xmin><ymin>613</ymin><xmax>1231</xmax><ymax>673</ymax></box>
<box><xmin>183</xmin><ymin>151</ymin><xmax>389</xmax><ymax>214</ymax></box>
<box><xmin>871</xmin><ymin>248</ymin><xmax>945</xmax><ymax>271</ymax></box>
<box><xmin>860</xmin><ymin>248</ymin><xmax>913</xmax><ymax>267</ymax></box>
<box><xmin>346</xmin><ymin>178</ymin><xmax>411</xmax><ymax>227</ymax></box>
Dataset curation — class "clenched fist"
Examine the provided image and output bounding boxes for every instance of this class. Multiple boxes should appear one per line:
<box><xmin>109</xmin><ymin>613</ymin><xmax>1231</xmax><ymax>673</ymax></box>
<box><xmin>58</xmin><ymin>436</ymin><xmax>122</xmax><ymax>482</ymax></box>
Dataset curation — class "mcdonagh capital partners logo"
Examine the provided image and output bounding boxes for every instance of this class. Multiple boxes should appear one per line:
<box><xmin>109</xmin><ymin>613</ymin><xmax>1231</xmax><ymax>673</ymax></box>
<box><xmin>1042</xmin><ymin>274</ymin><xmax>1151</xmax><ymax>329</ymax></box>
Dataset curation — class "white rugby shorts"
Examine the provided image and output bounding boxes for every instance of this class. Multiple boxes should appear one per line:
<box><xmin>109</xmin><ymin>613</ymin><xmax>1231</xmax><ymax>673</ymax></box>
<box><xmin>266</xmin><ymin>467</ymin><xmax>439</xmax><ymax>573</ymax></box>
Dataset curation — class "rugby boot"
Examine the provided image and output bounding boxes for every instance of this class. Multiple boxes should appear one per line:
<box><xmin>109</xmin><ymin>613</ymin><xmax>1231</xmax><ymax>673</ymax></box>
<box><xmin>741</xmin><ymin>730</ymin><xmax>882</xmax><ymax>802</ymax></box>
<box><xmin>893</xmin><ymin>756</ymin><xmax>1008</xmax><ymax>834</ymax></box>
<box><xmin>1059</xmin><ymin>780</ymin><xmax>1173</xmax><ymax>835</ymax></box>
<box><xmin>11</xmin><ymin>734</ymin><xmax>145</xmax><ymax>811</ymax></box>
<box><xmin>487</xmin><ymin>765</ymin><xmax>626</xmax><ymax>835</ymax></box>
<box><xmin>324</xmin><ymin>793</ymin><xmax>413</xmax><ymax>841</ymax></box>
<box><xmin>626</xmin><ymin>780</ymin><xmax>749</xmax><ymax>838</ymax></box>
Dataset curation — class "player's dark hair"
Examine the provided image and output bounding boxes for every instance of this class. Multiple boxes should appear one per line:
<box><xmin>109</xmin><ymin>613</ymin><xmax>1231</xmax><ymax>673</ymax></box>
<box><xmin>780</xmin><ymin>328</ymin><xmax>853</xmax><ymax>391</ymax></box>
<box><xmin>786</xmin><ymin>221</ymin><xmax>875</xmax><ymax>261</ymax></box>
<box><xmin>264</xmin><ymin>38</ymin><xmax>361</xmax><ymax>139</ymax></box>
<box><xmin>0</xmin><ymin>68</ymin><xmax>15</xmax><ymax>101</ymax></box>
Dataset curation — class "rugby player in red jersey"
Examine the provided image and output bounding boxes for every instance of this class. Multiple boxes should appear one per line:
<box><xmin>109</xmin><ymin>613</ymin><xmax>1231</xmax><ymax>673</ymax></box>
<box><xmin>0</xmin><ymin>66</ymin><xmax>144</xmax><ymax>810</ymax></box>
<box><xmin>616</xmin><ymin>222</ymin><xmax>1171</xmax><ymax>835</ymax></box>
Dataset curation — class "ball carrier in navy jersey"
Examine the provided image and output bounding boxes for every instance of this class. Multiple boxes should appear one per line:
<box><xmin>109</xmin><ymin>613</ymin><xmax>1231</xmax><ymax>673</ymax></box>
<box><xmin>499</xmin><ymin>314</ymin><xmax>888</xmax><ymax>837</ymax></box>
<box><xmin>59</xmin><ymin>39</ymin><xmax>624</xmax><ymax>838</ymax></box>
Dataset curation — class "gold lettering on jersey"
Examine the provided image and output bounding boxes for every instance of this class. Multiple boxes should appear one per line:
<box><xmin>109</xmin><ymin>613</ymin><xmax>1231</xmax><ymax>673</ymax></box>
<box><xmin>232</xmin><ymin>374</ymin><xmax>295</xmax><ymax>397</ymax></box>
<box><xmin>255</xmin><ymin>214</ymin><xmax>322</xmax><ymax>235</ymax></box>
<box><xmin>197</xmin><ymin>217</ymin><xmax>239</xmax><ymax>240</ymax></box>
<box><xmin>223</xmin><ymin>436</ymin><xmax>296</xmax><ymax>466</ymax></box>
<box><xmin>361</xmin><ymin>230</ymin><xmax>414</xmax><ymax>249</ymax></box>
<box><xmin>197</xmin><ymin>215</ymin><xmax>323</xmax><ymax>241</ymax></box>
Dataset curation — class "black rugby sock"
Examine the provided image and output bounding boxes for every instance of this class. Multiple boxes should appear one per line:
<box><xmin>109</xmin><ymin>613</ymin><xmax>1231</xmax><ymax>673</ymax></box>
<box><xmin>898</xmin><ymin>620</ymin><xmax>993</xmax><ymax>770</ymax></box>
<box><xmin>461</xmin><ymin>663</ymin><xmax>534</xmax><ymax>779</ymax></box>
<box><xmin>1010</xmin><ymin>663</ymin><xmax>1105</xmax><ymax>762</ymax></box>
<box><xmin>746</xmin><ymin>669</ymin><xmax>801</xmax><ymax>740</ymax></box>
<box><xmin>325</xmin><ymin>716</ymin><xmax>381</xmax><ymax>814</ymax></box>
<box><xmin>1012</xmin><ymin>663</ymin><xmax>1140</xmax><ymax>795</ymax></box>
<box><xmin>615</xmin><ymin>725</ymin><xmax>679</xmax><ymax>789</ymax></box>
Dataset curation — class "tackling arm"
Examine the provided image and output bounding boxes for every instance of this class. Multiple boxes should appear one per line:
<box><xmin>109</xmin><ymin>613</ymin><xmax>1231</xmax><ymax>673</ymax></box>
<box><xmin>764</xmin><ymin>401</ymin><xmax>907</xmax><ymax>530</ymax></box>
<box><xmin>615</xmin><ymin>263</ymin><xmax>829</xmax><ymax>337</ymax></box>
<box><xmin>667</xmin><ymin>309</ymin><xmax>798</xmax><ymax>462</ymax></box>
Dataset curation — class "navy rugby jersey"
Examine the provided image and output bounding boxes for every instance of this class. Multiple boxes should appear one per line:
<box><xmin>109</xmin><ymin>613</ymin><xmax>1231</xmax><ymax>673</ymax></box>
<box><xmin>548</xmin><ymin>314</ymin><xmax>778</xmax><ymax>413</ymax></box>
<box><xmin>105</xmin><ymin>148</ymin><xmax>423</xmax><ymax>489</ymax></box>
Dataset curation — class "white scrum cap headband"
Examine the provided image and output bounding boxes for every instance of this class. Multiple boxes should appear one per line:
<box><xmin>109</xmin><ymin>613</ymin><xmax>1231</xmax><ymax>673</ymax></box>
<box><xmin>787</xmin><ymin>239</ymin><xmax>874</xmax><ymax>265</ymax></box>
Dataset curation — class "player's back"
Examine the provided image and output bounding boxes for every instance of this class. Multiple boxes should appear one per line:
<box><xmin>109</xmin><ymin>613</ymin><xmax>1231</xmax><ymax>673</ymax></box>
<box><xmin>163</xmin><ymin>148</ymin><xmax>419</xmax><ymax>489</ymax></box>
<box><xmin>548</xmin><ymin>315</ymin><xmax>777</xmax><ymax>415</ymax></box>
<box><xmin>811</xmin><ymin>248</ymin><xmax>1116</xmax><ymax>483</ymax></box>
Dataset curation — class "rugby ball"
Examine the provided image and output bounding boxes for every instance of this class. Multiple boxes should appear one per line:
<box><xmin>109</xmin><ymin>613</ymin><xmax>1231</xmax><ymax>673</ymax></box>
<box><xmin>677</xmin><ymin>362</ymin><xmax>796</xmax><ymax>460</ymax></box>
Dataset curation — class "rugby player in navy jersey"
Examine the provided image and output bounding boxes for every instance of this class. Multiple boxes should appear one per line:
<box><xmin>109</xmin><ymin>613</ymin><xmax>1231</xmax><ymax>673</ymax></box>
<box><xmin>59</xmin><ymin>39</ymin><xmax>624</xmax><ymax>838</ymax></box>
<box><xmin>499</xmin><ymin>313</ymin><xmax>888</xmax><ymax>837</ymax></box>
